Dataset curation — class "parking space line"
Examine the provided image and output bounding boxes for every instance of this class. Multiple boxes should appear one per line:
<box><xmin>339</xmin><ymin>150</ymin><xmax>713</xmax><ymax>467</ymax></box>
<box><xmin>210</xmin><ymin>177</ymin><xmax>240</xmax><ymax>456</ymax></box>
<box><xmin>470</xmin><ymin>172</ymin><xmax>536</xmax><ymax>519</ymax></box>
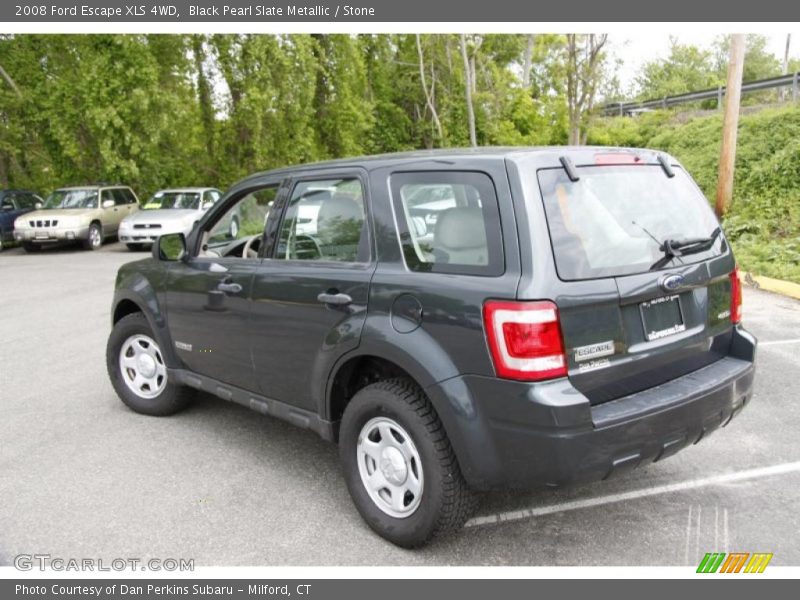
<box><xmin>760</xmin><ymin>338</ymin><xmax>800</xmax><ymax>346</ymax></box>
<box><xmin>465</xmin><ymin>460</ymin><xmax>800</xmax><ymax>528</ymax></box>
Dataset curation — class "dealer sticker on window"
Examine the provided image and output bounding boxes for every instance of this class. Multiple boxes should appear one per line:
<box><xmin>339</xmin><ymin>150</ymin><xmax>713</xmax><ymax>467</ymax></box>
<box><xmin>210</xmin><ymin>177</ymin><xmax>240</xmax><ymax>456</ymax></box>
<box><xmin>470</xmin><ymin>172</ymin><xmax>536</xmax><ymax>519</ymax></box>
<box><xmin>574</xmin><ymin>340</ymin><xmax>615</xmax><ymax>362</ymax></box>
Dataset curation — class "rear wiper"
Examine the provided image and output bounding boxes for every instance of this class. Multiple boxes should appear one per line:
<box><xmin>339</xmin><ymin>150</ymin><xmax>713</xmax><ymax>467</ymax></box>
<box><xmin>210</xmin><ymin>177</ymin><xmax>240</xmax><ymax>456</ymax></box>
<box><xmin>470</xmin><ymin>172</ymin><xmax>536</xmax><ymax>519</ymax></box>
<box><xmin>649</xmin><ymin>227</ymin><xmax>722</xmax><ymax>270</ymax></box>
<box><xmin>665</xmin><ymin>227</ymin><xmax>722</xmax><ymax>255</ymax></box>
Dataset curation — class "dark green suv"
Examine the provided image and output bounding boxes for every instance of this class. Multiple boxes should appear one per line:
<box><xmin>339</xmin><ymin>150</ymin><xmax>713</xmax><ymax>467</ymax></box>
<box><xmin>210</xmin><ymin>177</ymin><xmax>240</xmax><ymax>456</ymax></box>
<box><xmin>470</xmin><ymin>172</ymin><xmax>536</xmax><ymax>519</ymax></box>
<box><xmin>106</xmin><ymin>148</ymin><xmax>756</xmax><ymax>547</ymax></box>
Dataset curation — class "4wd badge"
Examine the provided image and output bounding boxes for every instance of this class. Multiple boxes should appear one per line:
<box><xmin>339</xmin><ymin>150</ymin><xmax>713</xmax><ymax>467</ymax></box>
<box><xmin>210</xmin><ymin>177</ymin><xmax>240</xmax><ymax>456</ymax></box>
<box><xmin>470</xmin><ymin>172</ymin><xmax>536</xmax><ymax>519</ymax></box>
<box><xmin>574</xmin><ymin>340</ymin><xmax>615</xmax><ymax>362</ymax></box>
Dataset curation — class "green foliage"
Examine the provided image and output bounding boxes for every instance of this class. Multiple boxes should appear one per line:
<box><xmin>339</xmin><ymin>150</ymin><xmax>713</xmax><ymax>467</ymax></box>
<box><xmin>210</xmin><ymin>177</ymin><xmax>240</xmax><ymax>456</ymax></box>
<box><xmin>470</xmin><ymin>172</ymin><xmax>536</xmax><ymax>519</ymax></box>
<box><xmin>712</xmin><ymin>35</ymin><xmax>782</xmax><ymax>83</ymax></box>
<box><xmin>0</xmin><ymin>33</ymin><xmax>571</xmax><ymax>197</ymax></box>
<box><xmin>636</xmin><ymin>38</ymin><xmax>719</xmax><ymax>100</ymax></box>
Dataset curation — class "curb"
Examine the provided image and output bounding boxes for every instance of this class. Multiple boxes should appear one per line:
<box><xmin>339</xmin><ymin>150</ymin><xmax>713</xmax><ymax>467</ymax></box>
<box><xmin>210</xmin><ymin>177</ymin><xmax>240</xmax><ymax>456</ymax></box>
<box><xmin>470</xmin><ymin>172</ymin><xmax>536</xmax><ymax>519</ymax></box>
<box><xmin>742</xmin><ymin>271</ymin><xmax>800</xmax><ymax>301</ymax></box>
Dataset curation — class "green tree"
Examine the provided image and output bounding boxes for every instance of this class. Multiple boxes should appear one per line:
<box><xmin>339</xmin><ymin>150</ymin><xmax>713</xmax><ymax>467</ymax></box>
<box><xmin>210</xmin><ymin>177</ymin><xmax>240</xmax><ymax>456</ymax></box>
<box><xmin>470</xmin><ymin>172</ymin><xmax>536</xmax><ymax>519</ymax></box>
<box><xmin>713</xmin><ymin>34</ymin><xmax>781</xmax><ymax>82</ymax></box>
<box><xmin>636</xmin><ymin>38</ymin><xmax>719</xmax><ymax>99</ymax></box>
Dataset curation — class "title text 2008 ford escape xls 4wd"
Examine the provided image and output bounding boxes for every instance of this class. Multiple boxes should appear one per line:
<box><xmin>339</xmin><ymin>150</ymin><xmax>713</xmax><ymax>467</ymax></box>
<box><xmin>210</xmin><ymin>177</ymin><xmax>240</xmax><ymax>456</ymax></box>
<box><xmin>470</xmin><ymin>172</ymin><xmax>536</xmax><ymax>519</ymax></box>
<box><xmin>106</xmin><ymin>148</ymin><xmax>756</xmax><ymax>547</ymax></box>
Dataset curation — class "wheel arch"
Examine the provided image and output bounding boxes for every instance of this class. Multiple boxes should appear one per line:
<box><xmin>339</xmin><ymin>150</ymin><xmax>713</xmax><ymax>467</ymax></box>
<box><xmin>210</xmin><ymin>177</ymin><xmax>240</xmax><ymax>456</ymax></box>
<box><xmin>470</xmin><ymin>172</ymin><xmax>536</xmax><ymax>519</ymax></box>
<box><xmin>111</xmin><ymin>276</ymin><xmax>179</xmax><ymax>368</ymax></box>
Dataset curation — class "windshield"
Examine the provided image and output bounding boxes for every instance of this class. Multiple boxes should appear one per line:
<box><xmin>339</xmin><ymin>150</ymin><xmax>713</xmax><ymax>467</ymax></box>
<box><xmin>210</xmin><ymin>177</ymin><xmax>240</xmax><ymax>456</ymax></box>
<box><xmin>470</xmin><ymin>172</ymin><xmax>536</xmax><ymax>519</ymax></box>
<box><xmin>144</xmin><ymin>192</ymin><xmax>201</xmax><ymax>210</ymax></box>
<box><xmin>537</xmin><ymin>165</ymin><xmax>724</xmax><ymax>280</ymax></box>
<box><xmin>44</xmin><ymin>190</ymin><xmax>98</xmax><ymax>210</ymax></box>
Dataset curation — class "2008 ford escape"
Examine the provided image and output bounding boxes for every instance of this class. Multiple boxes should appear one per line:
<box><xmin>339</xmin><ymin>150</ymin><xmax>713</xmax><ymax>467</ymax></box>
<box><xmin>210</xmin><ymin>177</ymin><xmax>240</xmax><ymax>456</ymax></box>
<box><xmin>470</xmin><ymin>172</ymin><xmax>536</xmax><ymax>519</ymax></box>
<box><xmin>106</xmin><ymin>148</ymin><xmax>756</xmax><ymax>547</ymax></box>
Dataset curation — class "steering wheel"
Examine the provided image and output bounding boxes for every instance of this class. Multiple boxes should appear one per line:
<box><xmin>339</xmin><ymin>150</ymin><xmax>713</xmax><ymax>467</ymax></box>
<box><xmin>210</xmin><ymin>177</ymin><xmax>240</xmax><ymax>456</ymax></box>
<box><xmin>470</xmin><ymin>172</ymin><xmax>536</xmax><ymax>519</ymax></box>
<box><xmin>242</xmin><ymin>234</ymin><xmax>261</xmax><ymax>258</ymax></box>
<box><xmin>289</xmin><ymin>234</ymin><xmax>323</xmax><ymax>260</ymax></box>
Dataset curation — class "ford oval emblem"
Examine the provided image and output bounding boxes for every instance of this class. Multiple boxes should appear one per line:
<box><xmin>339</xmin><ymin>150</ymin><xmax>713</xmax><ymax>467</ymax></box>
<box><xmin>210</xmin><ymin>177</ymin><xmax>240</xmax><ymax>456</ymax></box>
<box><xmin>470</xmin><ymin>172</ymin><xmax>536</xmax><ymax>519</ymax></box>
<box><xmin>661</xmin><ymin>274</ymin><xmax>685</xmax><ymax>292</ymax></box>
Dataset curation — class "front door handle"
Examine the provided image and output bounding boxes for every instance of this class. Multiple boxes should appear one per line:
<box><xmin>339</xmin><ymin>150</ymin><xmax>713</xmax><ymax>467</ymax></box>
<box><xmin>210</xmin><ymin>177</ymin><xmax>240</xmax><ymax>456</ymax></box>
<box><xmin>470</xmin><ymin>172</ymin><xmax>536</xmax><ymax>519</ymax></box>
<box><xmin>217</xmin><ymin>278</ymin><xmax>243</xmax><ymax>294</ymax></box>
<box><xmin>317</xmin><ymin>291</ymin><xmax>352</xmax><ymax>306</ymax></box>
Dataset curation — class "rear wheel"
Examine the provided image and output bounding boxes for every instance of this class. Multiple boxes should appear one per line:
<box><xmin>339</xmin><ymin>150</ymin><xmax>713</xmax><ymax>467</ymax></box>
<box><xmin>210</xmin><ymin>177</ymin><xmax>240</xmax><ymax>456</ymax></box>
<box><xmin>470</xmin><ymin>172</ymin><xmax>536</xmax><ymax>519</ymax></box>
<box><xmin>339</xmin><ymin>378</ymin><xmax>477</xmax><ymax>547</ymax></box>
<box><xmin>83</xmin><ymin>222</ymin><xmax>103</xmax><ymax>250</ymax></box>
<box><xmin>106</xmin><ymin>312</ymin><xmax>194</xmax><ymax>416</ymax></box>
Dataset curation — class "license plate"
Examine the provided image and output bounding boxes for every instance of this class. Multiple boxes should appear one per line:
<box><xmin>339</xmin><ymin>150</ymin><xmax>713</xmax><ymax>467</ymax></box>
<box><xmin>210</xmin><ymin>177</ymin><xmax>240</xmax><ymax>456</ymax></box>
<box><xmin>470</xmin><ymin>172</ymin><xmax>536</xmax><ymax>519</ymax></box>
<box><xmin>34</xmin><ymin>231</ymin><xmax>49</xmax><ymax>240</ymax></box>
<box><xmin>640</xmin><ymin>294</ymin><xmax>686</xmax><ymax>341</ymax></box>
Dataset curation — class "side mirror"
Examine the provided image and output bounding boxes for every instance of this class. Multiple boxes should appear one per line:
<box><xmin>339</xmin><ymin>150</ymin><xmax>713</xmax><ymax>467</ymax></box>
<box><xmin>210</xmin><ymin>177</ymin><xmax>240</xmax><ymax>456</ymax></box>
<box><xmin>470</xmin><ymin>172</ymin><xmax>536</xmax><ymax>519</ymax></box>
<box><xmin>102</xmin><ymin>199</ymin><xmax>115</xmax><ymax>209</ymax></box>
<box><xmin>35</xmin><ymin>202</ymin><xmax>43</xmax><ymax>209</ymax></box>
<box><xmin>153</xmin><ymin>233</ymin><xmax>187</xmax><ymax>262</ymax></box>
<box><xmin>1</xmin><ymin>205</ymin><xmax>12</xmax><ymax>212</ymax></box>
<box><xmin>202</xmin><ymin>202</ymin><xmax>214</xmax><ymax>211</ymax></box>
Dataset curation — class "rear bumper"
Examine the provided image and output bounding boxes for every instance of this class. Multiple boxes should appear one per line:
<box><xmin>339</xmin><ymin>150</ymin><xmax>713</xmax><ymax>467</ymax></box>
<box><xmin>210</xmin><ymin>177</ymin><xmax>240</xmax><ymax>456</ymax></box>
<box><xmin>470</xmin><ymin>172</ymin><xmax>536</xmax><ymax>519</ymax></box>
<box><xmin>426</xmin><ymin>326</ymin><xmax>756</xmax><ymax>489</ymax></box>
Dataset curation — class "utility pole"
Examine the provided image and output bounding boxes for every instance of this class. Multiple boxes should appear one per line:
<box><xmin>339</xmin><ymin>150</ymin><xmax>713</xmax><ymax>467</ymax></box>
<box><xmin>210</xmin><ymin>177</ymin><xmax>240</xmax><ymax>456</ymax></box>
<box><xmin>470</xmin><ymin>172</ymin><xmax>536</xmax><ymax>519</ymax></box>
<box><xmin>460</xmin><ymin>34</ymin><xmax>477</xmax><ymax>148</ymax></box>
<box><xmin>780</xmin><ymin>34</ymin><xmax>791</xmax><ymax>102</ymax></box>
<box><xmin>715</xmin><ymin>34</ymin><xmax>745</xmax><ymax>219</ymax></box>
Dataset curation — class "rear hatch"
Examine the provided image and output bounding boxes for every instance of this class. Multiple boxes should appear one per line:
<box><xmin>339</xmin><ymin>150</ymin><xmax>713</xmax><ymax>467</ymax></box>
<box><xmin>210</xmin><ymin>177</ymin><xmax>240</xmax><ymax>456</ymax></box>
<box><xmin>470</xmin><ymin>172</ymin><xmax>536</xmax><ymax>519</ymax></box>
<box><xmin>533</xmin><ymin>154</ymin><xmax>738</xmax><ymax>404</ymax></box>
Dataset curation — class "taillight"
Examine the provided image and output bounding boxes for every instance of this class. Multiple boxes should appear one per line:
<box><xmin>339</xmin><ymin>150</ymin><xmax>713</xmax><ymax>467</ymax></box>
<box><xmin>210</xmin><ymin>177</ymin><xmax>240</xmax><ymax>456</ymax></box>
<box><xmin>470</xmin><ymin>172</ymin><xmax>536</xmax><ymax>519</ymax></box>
<box><xmin>483</xmin><ymin>300</ymin><xmax>567</xmax><ymax>381</ymax></box>
<box><xmin>730</xmin><ymin>267</ymin><xmax>743</xmax><ymax>324</ymax></box>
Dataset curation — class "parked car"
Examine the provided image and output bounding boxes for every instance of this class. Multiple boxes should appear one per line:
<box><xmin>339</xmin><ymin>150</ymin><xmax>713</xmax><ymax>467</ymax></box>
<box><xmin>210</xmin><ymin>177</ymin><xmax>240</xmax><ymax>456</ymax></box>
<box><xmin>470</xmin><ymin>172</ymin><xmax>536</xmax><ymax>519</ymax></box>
<box><xmin>118</xmin><ymin>187</ymin><xmax>222</xmax><ymax>251</ymax></box>
<box><xmin>0</xmin><ymin>189</ymin><xmax>44</xmax><ymax>251</ymax></box>
<box><xmin>105</xmin><ymin>148</ymin><xmax>756</xmax><ymax>547</ymax></box>
<box><xmin>14</xmin><ymin>185</ymin><xmax>139</xmax><ymax>251</ymax></box>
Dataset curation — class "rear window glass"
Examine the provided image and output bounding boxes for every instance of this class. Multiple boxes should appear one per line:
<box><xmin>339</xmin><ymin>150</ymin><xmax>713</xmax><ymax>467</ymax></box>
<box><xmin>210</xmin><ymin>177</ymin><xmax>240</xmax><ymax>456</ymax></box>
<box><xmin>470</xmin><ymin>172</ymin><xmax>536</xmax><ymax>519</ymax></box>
<box><xmin>537</xmin><ymin>165</ymin><xmax>724</xmax><ymax>280</ymax></box>
<box><xmin>390</xmin><ymin>171</ymin><xmax>504</xmax><ymax>276</ymax></box>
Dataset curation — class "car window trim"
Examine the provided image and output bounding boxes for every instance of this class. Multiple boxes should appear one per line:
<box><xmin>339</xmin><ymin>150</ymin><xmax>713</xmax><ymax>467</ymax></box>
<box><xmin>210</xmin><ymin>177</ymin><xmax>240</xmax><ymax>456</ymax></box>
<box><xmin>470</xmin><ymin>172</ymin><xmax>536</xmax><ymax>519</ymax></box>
<box><xmin>188</xmin><ymin>178</ymin><xmax>287</xmax><ymax>259</ymax></box>
<box><xmin>266</xmin><ymin>169</ymin><xmax>373</xmax><ymax>267</ymax></box>
<box><xmin>389</xmin><ymin>169</ymin><xmax>506</xmax><ymax>277</ymax></box>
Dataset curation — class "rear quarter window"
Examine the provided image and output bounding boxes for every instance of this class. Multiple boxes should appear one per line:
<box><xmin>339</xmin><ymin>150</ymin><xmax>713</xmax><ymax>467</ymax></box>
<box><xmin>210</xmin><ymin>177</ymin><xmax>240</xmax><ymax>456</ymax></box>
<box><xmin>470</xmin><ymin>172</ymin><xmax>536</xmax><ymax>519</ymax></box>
<box><xmin>390</xmin><ymin>171</ymin><xmax>504</xmax><ymax>276</ymax></box>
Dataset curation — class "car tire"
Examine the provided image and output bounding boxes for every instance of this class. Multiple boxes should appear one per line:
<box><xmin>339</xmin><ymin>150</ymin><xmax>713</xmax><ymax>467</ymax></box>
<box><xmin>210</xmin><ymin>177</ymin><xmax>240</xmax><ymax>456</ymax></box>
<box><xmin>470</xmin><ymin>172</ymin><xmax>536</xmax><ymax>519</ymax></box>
<box><xmin>83</xmin><ymin>222</ymin><xmax>103</xmax><ymax>250</ymax></box>
<box><xmin>339</xmin><ymin>378</ymin><xmax>477</xmax><ymax>548</ymax></box>
<box><xmin>126</xmin><ymin>243</ymin><xmax>144</xmax><ymax>251</ymax></box>
<box><xmin>106</xmin><ymin>312</ymin><xmax>194</xmax><ymax>416</ymax></box>
<box><xmin>22</xmin><ymin>242</ymin><xmax>40</xmax><ymax>253</ymax></box>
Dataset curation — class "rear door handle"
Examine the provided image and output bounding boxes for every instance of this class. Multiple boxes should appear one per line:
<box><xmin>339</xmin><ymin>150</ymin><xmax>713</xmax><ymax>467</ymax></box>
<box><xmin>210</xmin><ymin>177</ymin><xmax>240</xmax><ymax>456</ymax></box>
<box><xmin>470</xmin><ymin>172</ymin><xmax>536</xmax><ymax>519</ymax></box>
<box><xmin>317</xmin><ymin>292</ymin><xmax>352</xmax><ymax>306</ymax></box>
<box><xmin>217</xmin><ymin>279</ymin><xmax>243</xmax><ymax>294</ymax></box>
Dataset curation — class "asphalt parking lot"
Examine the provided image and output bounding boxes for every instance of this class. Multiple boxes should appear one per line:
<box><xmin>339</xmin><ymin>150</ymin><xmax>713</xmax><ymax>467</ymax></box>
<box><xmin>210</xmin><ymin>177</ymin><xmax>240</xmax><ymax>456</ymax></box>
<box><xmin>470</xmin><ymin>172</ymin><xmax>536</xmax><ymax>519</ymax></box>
<box><xmin>1</xmin><ymin>241</ymin><xmax>799</xmax><ymax>566</ymax></box>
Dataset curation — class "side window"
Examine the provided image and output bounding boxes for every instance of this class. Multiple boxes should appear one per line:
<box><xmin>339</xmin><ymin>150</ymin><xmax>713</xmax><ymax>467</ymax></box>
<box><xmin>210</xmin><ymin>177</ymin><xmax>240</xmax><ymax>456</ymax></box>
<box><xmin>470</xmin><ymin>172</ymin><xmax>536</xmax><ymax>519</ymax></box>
<box><xmin>124</xmin><ymin>189</ymin><xmax>137</xmax><ymax>204</ymax></box>
<box><xmin>275</xmin><ymin>178</ymin><xmax>367</xmax><ymax>263</ymax></box>
<box><xmin>17</xmin><ymin>194</ymin><xmax>38</xmax><ymax>209</ymax></box>
<box><xmin>112</xmin><ymin>189</ymin><xmax>129</xmax><ymax>205</ymax></box>
<box><xmin>390</xmin><ymin>171</ymin><xmax>504</xmax><ymax>276</ymax></box>
<box><xmin>0</xmin><ymin>195</ymin><xmax>13</xmax><ymax>210</ymax></box>
<box><xmin>205</xmin><ymin>185</ymin><xmax>278</xmax><ymax>251</ymax></box>
<box><xmin>101</xmin><ymin>189</ymin><xmax>115</xmax><ymax>206</ymax></box>
<box><xmin>207</xmin><ymin>190</ymin><xmax>221</xmax><ymax>204</ymax></box>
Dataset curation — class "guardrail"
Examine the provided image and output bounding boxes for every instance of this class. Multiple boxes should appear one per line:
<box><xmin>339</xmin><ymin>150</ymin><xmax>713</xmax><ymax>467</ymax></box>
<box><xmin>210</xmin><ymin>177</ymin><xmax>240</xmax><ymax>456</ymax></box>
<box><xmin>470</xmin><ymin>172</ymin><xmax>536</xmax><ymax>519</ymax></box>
<box><xmin>603</xmin><ymin>71</ymin><xmax>800</xmax><ymax>116</ymax></box>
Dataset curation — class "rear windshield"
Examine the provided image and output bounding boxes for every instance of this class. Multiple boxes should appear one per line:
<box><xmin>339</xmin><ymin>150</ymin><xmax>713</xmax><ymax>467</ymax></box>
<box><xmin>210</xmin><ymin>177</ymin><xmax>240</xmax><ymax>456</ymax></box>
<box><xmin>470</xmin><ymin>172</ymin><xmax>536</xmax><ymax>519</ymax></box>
<box><xmin>537</xmin><ymin>165</ymin><xmax>724</xmax><ymax>280</ymax></box>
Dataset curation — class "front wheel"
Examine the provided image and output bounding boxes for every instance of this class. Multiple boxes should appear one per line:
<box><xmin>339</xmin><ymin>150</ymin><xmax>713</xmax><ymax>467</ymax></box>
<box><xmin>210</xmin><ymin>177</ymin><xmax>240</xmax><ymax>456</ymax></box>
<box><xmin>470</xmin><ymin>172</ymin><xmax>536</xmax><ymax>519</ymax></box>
<box><xmin>339</xmin><ymin>379</ymin><xmax>477</xmax><ymax>547</ymax></box>
<box><xmin>83</xmin><ymin>222</ymin><xmax>103</xmax><ymax>250</ymax></box>
<box><xmin>106</xmin><ymin>312</ymin><xmax>194</xmax><ymax>416</ymax></box>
